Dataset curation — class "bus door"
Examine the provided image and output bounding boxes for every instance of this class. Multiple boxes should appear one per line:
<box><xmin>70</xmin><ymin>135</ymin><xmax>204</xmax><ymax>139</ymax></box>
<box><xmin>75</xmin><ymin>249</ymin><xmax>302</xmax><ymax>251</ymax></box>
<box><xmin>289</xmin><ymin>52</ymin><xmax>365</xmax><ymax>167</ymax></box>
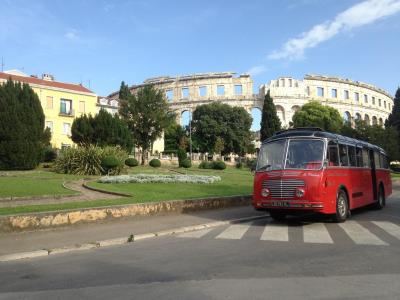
<box><xmin>369</xmin><ymin>149</ymin><xmax>377</xmax><ymax>201</ymax></box>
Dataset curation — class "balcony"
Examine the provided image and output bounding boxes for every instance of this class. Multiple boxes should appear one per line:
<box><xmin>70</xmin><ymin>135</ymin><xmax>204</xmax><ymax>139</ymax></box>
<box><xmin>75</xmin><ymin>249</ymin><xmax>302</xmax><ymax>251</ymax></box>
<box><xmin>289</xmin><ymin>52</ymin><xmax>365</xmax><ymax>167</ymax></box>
<box><xmin>59</xmin><ymin>109</ymin><xmax>75</xmax><ymax>117</ymax></box>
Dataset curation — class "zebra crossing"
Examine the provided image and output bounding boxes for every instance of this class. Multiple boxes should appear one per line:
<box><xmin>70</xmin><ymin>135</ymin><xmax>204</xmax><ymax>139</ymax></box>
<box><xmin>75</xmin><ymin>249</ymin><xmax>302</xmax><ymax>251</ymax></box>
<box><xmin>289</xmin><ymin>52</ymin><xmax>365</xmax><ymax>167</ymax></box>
<box><xmin>177</xmin><ymin>219</ymin><xmax>400</xmax><ymax>246</ymax></box>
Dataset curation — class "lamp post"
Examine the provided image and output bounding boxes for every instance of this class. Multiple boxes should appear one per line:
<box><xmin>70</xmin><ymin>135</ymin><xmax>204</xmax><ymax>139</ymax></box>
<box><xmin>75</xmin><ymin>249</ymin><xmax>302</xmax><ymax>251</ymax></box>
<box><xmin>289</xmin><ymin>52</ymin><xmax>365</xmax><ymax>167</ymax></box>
<box><xmin>189</xmin><ymin>109</ymin><xmax>192</xmax><ymax>161</ymax></box>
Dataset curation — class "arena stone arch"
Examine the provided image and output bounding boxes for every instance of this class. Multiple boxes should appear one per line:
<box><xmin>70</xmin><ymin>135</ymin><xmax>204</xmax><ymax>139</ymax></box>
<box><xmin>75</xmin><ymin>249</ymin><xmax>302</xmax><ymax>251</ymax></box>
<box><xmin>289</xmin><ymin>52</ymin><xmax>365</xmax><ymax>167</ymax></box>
<box><xmin>275</xmin><ymin>105</ymin><xmax>286</xmax><ymax>124</ymax></box>
<box><xmin>364</xmin><ymin>114</ymin><xmax>370</xmax><ymax>125</ymax></box>
<box><xmin>343</xmin><ymin>111</ymin><xmax>351</xmax><ymax>124</ymax></box>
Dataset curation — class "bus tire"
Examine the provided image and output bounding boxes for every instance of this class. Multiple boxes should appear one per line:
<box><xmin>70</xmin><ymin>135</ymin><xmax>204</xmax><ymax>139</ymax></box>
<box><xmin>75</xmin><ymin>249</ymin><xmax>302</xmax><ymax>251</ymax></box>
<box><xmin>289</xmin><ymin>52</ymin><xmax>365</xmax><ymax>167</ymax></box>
<box><xmin>373</xmin><ymin>185</ymin><xmax>385</xmax><ymax>210</ymax></box>
<box><xmin>333</xmin><ymin>189</ymin><xmax>348</xmax><ymax>223</ymax></box>
<box><xmin>269</xmin><ymin>210</ymin><xmax>286</xmax><ymax>222</ymax></box>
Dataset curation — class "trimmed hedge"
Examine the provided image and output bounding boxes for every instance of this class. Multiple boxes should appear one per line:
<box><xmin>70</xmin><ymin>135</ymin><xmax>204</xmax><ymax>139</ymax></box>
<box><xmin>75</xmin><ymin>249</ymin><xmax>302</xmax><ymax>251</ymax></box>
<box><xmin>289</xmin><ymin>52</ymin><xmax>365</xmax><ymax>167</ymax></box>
<box><xmin>125</xmin><ymin>157</ymin><xmax>139</xmax><ymax>167</ymax></box>
<box><xmin>199</xmin><ymin>161</ymin><xmax>212</xmax><ymax>169</ymax></box>
<box><xmin>149</xmin><ymin>159</ymin><xmax>161</xmax><ymax>168</ymax></box>
<box><xmin>181</xmin><ymin>159</ymin><xmax>192</xmax><ymax>168</ymax></box>
<box><xmin>212</xmin><ymin>161</ymin><xmax>226</xmax><ymax>170</ymax></box>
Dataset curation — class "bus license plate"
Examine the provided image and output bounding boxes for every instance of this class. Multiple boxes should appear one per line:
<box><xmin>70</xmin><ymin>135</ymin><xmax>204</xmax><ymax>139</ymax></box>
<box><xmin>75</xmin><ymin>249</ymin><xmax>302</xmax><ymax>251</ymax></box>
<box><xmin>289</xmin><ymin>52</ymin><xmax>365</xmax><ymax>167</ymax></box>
<box><xmin>272</xmin><ymin>201</ymin><xmax>290</xmax><ymax>207</ymax></box>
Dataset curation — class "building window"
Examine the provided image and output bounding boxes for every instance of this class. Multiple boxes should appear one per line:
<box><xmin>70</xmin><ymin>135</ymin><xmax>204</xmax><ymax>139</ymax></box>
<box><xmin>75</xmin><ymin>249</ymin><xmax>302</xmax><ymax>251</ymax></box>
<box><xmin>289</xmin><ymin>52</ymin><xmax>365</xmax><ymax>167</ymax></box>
<box><xmin>331</xmin><ymin>89</ymin><xmax>337</xmax><ymax>98</ymax></box>
<box><xmin>217</xmin><ymin>85</ymin><xmax>225</xmax><ymax>96</ymax></box>
<box><xmin>344</xmin><ymin>90</ymin><xmax>349</xmax><ymax>100</ymax></box>
<box><xmin>306</xmin><ymin>86</ymin><xmax>310</xmax><ymax>96</ymax></box>
<box><xmin>389</xmin><ymin>103</ymin><xmax>391</xmax><ymax>110</ymax></box>
<box><xmin>379</xmin><ymin>99</ymin><xmax>381</xmax><ymax>106</ymax></box>
<box><xmin>63</xmin><ymin>123</ymin><xmax>71</xmax><ymax>135</ymax></box>
<box><xmin>364</xmin><ymin>94</ymin><xmax>368</xmax><ymax>104</ymax></box>
<box><xmin>288</xmin><ymin>79</ymin><xmax>292</xmax><ymax>87</ymax></box>
<box><xmin>166</xmin><ymin>90</ymin><xmax>174</xmax><ymax>101</ymax></box>
<box><xmin>317</xmin><ymin>87</ymin><xmax>324</xmax><ymax>97</ymax></box>
<box><xmin>354</xmin><ymin>92</ymin><xmax>359</xmax><ymax>102</ymax></box>
<box><xmin>234</xmin><ymin>85</ymin><xmax>242</xmax><ymax>95</ymax></box>
<box><xmin>46</xmin><ymin>96</ymin><xmax>53</xmax><ymax>109</ymax></box>
<box><xmin>182</xmin><ymin>87</ymin><xmax>189</xmax><ymax>99</ymax></box>
<box><xmin>372</xmin><ymin>96</ymin><xmax>375</xmax><ymax>105</ymax></box>
<box><xmin>199</xmin><ymin>86</ymin><xmax>207</xmax><ymax>97</ymax></box>
<box><xmin>280</xmin><ymin>79</ymin><xmax>285</xmax><ymax>87</ymax></box>
<box><xmin>79</xmin><ymin>101</ymin><xmax>85</xmax><ymax>113</ymax></box>
<box><xmin>384</xmin><ymin>101</ymin><xmax>387</xmax><ymax>109</ymax></box>
<box><xmin>45</xmin><ymin>121</ymin><xmax>53</xmax><ymax>133</ymax></box>
<box><xmin>60</xmin><ymin>99</ymin><xmax>73</xmax><ymax>115</ymax></box>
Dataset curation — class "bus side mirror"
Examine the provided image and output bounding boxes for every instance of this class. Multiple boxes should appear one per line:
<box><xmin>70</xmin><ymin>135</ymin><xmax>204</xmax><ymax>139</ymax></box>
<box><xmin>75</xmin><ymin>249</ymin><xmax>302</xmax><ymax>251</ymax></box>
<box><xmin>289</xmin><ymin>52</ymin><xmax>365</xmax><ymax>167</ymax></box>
<box><xmin>323</xmin><ymin>159</ymin><xmax>329</xmax><ymax>169</ymax></box>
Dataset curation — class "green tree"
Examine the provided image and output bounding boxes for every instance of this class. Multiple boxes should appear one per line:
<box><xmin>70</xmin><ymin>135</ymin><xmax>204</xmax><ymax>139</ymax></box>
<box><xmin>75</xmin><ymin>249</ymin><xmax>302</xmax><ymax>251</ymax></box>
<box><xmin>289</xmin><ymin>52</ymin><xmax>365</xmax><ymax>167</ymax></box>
<box><xmin>386</xmin><ymin>87</ymin><xmax>400</xmax><ymax>129</ymax></box>
<box><xmin>164</xmin><ymin>120</ymin><xmax>187</xmax><ymax>152</ymax></box>
<box><xmin>119</xmin><ymin>85</ymin><xmax>171</xmax><ymax>165</ymax></box>
<box><xmin>119</xmin><ymin>81</ymin><xmax>130</xmax><ymax>100</ymax></box>
<box><xmin>0</xmin><ymin>79</ymin><xmax>49</xmax><ymax>169</ymax></box>
<box><xmin>260</xmin><ymin>90</ymin><xmax>281</xmax><ymax>141</ymax></box>
<box><xmin>191</xmin><ymin>102</ymin><xmax>252</xmax><ymax>155</ymax></box>
<box><xmin>213</xmin><ymin>137</ymin><xmax>225</xmax><ymax>156</ymax></box>
<box><xmin>292</xmin><ymin>101</ymin><xmax>343</xmax><ymax>133</ymax></box>
<box><xmin>71</xmin><ymin>109</ymin><xmax>133</xmax><ymax>151</ymax></box>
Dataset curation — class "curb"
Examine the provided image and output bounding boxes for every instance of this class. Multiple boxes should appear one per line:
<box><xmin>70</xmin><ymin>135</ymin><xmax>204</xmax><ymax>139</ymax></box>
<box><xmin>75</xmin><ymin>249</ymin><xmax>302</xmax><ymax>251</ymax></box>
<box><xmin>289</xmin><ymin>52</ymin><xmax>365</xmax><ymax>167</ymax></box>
<box><xmin>82</xmin><ymin>180</ymin><xmax>132</xmax><ymax>197</ymax></box>
<box><xmin>0</xmin><ymin>214</ymin><xmax>268</xmax><ymax>262</ymax></box>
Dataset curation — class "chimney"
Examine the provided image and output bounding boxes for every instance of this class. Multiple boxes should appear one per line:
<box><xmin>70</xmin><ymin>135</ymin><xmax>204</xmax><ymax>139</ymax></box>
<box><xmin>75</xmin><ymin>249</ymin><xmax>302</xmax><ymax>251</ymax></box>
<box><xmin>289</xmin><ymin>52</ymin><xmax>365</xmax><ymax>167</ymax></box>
<box><xmin>42</xmin><ymin>73</ymin><xmax>54</xmax><ymax>81</ymax></box>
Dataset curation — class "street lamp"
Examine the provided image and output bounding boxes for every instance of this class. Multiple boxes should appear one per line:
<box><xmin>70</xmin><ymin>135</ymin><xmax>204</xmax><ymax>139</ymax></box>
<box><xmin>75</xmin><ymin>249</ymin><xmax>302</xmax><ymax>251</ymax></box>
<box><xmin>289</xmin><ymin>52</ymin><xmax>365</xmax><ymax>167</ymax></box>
<box><xmin>189</xmin><ymin>109</ymin><xmax>192</xmax><ymax>161</ymax></box>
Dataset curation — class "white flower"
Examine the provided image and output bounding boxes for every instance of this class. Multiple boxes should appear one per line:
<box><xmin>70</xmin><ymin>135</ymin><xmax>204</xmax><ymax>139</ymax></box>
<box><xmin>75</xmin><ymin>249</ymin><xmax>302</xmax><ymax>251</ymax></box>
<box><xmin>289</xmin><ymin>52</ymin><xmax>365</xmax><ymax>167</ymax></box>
<box><xmin>98</xmin><ymin>174</ymin><xmax>221</xmax><ymax>184</ymax></box>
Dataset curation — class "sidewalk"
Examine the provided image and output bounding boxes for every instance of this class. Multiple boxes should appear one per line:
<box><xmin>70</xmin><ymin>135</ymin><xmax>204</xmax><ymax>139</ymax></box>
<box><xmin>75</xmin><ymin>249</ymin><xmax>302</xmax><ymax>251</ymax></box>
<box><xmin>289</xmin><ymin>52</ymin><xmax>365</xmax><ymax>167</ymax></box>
<box><xmin>0</xmin><ymin>206</ymin><xmax>265</xmax><ymax>257</ymax></box>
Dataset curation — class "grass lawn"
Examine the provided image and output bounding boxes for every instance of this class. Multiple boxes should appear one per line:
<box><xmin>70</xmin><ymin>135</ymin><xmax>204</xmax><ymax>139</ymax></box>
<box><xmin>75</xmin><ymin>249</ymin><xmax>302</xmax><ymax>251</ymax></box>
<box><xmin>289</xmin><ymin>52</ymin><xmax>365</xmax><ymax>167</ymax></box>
<box><xmin>391</xmin><ymin>172</ymin><xmax>400</xmax><ymax>179</ymax></box>
<box><xmin>88</xmin><ymin>166</ymin><xmax>254</xmax><ymax>202</ymax></box>
<box><xmin>0</xmin><ymin>166</ymin><xmax>254</xmax><ymax>216</ymax></box>
<box><xmin>0</xmin><ymin>169</ymin><xmax>88</xmax><ymax>198</ymax></box>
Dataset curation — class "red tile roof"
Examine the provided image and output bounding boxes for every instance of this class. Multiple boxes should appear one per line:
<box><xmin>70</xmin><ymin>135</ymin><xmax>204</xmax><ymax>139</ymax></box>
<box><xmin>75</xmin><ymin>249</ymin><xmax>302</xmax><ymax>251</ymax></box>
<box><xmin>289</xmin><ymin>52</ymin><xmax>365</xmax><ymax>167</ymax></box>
<box><xmin>0</xmin><ymin>72</ymin><xmax>94</xmax><ymax>94</ymax></box>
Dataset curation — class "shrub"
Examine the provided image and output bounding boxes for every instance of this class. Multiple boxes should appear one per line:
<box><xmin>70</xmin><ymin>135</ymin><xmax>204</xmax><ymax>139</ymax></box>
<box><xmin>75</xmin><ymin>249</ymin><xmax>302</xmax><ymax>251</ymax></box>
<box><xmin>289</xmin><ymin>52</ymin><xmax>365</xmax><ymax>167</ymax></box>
<box><xmin>149</xmin><ymin>159</ymin><xmax>161</xmax><ymax>168</ymax></box>
<box><xmin>101</xmin><ymin>156</ymin><xmax>120</xmax><ymax>174</ymax></box>
<box><xmin>198</xmin><ymin>161</ymin><xmax>212</xmax><ymax>169</ymax></box>
<box><xmin>180</xmin><ymin>159</ymin><xmax>192</xmax><ymax>168</ymax></box>
<box><xmin>125</xmin><ymin>157</ymin><xmax>139</xmax><ymax>167</ymax></box>
<box><xmin>54</xmin><ymin>145</ymin><xmax>128</xmax><ymax>175</ymax></box>
<box><xmin>236</xmin><ymin>161</ymin><xmax>243</xmax><ymax>169</ymax></box>
<box><xmin>43</xmin><ymin>147</ymin><xmax>57</xmax><ymax>162</ymax></box>
<box><xmin>212</xmin><ymin>161</ymin><xmax>226</xmax><ymax>170</ymax></box>
<box><xmin>177</xmin><ymin>148</ymin><xmax>187</xmax><ymax>167</ymax></box>
<box><xmin>245</xmin><ymin>158</ymin><xmax>257</xmax><ymax>171</ymax></box>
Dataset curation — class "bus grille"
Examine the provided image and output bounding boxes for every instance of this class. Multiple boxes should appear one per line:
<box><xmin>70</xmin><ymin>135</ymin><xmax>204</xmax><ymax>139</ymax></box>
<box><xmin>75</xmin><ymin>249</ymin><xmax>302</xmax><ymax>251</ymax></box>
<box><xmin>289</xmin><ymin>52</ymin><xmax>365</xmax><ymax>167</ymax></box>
<box><xmin>262</xmin><ymin>179</ymin><xmax>305</xmax><ymax>199</ymax></box>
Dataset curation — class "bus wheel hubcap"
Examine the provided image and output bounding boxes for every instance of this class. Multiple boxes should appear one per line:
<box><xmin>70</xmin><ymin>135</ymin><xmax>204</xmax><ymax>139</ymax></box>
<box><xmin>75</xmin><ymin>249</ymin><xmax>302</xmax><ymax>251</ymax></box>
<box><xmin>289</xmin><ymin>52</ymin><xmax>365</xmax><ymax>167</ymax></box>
<box><xmin>338</xmin><ymin>195</ymin><xmax>346</xmax><ymax>217</ymax></box>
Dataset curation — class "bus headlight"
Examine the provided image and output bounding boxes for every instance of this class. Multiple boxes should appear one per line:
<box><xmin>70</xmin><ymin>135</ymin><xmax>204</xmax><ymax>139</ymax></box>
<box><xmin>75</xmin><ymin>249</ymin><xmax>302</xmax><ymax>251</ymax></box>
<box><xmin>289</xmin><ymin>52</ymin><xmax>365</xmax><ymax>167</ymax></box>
<box><xmin>295</xmin><ymin>188</ymin><xmax>305</xmax><ymax>198</ymax></box>
<box><xmin>261</xmin><ymin>188</ymin><xmax>270</xmax><ymax>197</ymax></box>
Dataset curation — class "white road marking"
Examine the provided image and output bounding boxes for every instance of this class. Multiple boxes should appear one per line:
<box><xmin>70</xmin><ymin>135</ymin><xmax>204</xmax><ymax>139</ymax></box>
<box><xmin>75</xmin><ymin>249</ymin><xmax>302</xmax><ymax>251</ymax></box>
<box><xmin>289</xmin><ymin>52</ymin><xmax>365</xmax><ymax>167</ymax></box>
<box><xmin>339</xmin><ymin>221</ymin><xmax>388</xmax><ymax>245</ymax></box>
<box><xmin>215</xmin><ymin>223</ymin><xmax>252</xmax><ymax>240</ymax></box>
<box><xmin>372</xmin><ymin>221</ymin><xmax>400</xmax><ymax>240</ymax></box>
<box><xmin>178</xmin><ymin>228</ymin><xmax>213</xmax><ymax>238</ymax></box>
<box><xmin>260</xmin><ymin>224</ymin><xmax>289</xmax><ymax>242</ymax></box>
<box><xmin>303</xmin><ymin>223</ymin><xmax>333</xmax><ymax>244</ymax></box>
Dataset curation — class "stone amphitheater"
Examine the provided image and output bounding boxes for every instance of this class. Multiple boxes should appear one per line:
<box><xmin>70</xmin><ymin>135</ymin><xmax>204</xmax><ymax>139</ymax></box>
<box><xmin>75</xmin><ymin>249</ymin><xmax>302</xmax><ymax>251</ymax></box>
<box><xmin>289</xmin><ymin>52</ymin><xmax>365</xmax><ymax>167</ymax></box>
<box><xmin>107</xmin><ymin>72</ymin><xmax>393</xmax><ymax>129</ymax></box>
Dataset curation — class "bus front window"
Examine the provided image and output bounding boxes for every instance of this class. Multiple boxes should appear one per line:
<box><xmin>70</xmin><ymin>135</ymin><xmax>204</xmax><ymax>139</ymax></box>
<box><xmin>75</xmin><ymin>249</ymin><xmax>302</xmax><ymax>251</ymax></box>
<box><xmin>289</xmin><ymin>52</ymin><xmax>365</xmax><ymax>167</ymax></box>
<box><xmin>256</xmin><ymin>140</ymin><xmax>286</xmax><ymax>171</ymax></box>
<box><xmin>285</xmin><ymin>139</ymin><xmax>324</xmax><ymax>170</ymax></box>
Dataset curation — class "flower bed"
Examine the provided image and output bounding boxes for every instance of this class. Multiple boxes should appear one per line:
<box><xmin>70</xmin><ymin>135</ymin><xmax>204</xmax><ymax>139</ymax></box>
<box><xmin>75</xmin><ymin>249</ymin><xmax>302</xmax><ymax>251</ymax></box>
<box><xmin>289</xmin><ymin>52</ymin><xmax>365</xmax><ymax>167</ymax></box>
<box><xmin>98</xmin><ymin>174</ymin><xmax>222</xmax><ymax>184</ymax></box>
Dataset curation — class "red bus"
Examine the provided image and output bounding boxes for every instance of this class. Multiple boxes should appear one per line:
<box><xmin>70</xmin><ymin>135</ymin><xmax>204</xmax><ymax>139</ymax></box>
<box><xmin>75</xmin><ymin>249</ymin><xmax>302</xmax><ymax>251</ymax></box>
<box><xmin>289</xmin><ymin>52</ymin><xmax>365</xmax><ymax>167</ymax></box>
<box><xmin>252</xmin><ymin>128</ymin><xmax>392</xmax><ymax>222</ymax></box>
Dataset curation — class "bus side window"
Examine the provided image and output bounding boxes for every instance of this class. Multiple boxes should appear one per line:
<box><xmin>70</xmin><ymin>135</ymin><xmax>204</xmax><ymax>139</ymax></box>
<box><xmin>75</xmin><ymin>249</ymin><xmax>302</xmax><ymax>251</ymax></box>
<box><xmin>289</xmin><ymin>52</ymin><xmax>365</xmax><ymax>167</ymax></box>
<box><xmin>381</xmin><ymin>154</ymin><xmax>389</xmax><ymax>169</ymax></box>
<box><xmin>362</xmin><ymin>148</ymin><xmax>370</xmax><ymax>168</ymax></box>
<box><xmin>339</xmin><ymin>144</ymin><xmax>349</xmax><ymax>166</ymax></box>
<box><xmin>374</xmin><ymin>151</ymin><xmax>381</xmax><ymax>169</ymax></box>
<box><xmin>327</xmin><ymin>141</ymin><xmax>339</xmax><ymax>166</ymax></box>
<box><xmin>348</xmin><ymin>146</ymin><xmax>356</xmax><ymax>167</ymax></box>
<box><xmin>356</xmin><ymin>147</ymin><xmax>363</xmax><ymax>167</ymax></box>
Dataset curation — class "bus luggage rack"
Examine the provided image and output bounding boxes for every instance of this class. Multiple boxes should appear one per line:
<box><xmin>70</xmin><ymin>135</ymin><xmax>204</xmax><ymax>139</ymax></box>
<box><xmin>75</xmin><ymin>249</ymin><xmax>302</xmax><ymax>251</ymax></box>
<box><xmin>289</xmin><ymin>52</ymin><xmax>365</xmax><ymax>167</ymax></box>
<box><xmin>262</xmin><ymin>179</ymin><xmax>305</xmax><ymax>199</ymax></box>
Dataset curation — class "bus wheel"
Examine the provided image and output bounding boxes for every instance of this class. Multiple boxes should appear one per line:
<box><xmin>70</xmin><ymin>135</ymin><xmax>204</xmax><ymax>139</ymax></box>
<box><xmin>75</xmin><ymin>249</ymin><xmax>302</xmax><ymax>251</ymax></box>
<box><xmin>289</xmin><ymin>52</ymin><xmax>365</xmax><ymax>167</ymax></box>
<box><xmin>269</xmin><ymin>210</ymin><xmax>286</xmax><ymax>222</ymax></box>
<box><xmin>333</xmin><ymin>189</ymin><xmax>348</xmax><ymax>223</ymax></box>
<box><xmin>374</xmin><ymin>185</ymin><xmax>385</xmax><ymax>210</ymax></box>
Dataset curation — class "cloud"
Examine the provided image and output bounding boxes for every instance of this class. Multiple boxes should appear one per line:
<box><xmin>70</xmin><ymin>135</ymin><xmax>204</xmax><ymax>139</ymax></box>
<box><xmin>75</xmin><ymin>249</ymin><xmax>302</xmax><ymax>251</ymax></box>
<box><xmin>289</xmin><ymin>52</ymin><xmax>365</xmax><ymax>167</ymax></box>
<box><xmin>246</xmin><ymin>65</ymin><xmax>267</xmax><ymax>76</ymax></box>
<box><xmin>268</xmin><ymin>0</ymin><xmax>400</xmax><ymax>60</ymax></box>
<box><xmin>64</xmin><ymin>29</ymin><xmax>79</xmax><ymax>40</ymax></box>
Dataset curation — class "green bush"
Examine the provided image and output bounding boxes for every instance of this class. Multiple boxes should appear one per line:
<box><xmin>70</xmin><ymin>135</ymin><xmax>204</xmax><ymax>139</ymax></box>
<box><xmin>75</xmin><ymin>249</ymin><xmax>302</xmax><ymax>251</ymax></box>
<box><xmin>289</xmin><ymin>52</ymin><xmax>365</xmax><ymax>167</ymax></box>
<box><xmin>198</xmin><ymin>161</ymin><xmax>212</xmax><ymax>169</ymax></box>
<box><xmin>101</xmin><ymin>156</ymin><xmax>120</xmax><ymax>174</ymax></box>
<box><xmin>180</xmin><ymin>159</ymin><xmax>192</xmax><ymax>168</ymax></box>
<box><xmin>212</xmin><ymin>161</ymin><xmax>226</xmax><ymax>170</ymax></box>
<box><xmin>236</xmin><ymin>161</ymin><xmax>243</xmax><ymax>169</ymax></box>
<box><xmin>245</xmin><ymin>158</ymin><xmax>257</xmax><ymax>171</ymax></box>
<box><xmin>54</xmin><ymin>145</ymin><xmax>128</xmax><ymax>175</ymax></box>
<box><xmin>177</xmin><ymin>148</ymin><xmax>187</xmax><ymax>167</ymax></box>
<box><xmin>43</xmin><ymin>147</ymin><xmax>57</xmax><ymax>162</ymax></box>
<box><xmin>149</xmin><ymin>159</ymin><xmax>161</xmax><ymax>168</ymax></box>
<box><xmin>125</xmin><ymin>157</ymin><xmax>139</xmax><ymax>167</ymax></box>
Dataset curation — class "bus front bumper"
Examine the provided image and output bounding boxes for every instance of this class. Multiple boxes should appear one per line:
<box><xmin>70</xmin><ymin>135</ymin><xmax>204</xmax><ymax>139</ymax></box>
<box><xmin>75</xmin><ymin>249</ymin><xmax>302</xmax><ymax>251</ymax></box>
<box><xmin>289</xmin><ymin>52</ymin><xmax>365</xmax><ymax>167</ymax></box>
<box><xmin>254</xmin><ymin>200</ymin><xmax>324</xmax><ymax>210</ymax></box>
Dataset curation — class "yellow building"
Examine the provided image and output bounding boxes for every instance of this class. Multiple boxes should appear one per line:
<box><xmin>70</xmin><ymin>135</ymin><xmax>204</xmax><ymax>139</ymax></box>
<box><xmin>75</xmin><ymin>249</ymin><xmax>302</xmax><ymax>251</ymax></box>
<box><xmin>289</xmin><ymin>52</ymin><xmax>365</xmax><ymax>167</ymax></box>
<box><xmin>0</xmin><ymin>70</ymin><xmax>97</xmax><ymax>148</ymax></box>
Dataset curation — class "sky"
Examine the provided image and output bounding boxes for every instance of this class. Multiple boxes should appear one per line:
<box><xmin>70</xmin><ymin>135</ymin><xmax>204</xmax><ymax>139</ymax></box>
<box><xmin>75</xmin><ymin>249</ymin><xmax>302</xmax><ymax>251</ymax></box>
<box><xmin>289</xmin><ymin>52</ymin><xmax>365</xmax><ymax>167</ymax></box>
<box><xmin>1</xmin><ymin>0</ymin><xmax>400</xmax><ymax>129</ymax></box>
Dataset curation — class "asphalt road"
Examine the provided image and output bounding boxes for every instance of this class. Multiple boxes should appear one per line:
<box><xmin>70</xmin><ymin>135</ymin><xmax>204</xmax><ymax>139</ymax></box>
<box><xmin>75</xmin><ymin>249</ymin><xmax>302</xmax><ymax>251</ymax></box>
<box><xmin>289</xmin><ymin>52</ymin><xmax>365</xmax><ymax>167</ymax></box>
<box><xmin>1</xmin><ymin>193</ymin><xmax>400</xmax><ymax>299</ymax></box>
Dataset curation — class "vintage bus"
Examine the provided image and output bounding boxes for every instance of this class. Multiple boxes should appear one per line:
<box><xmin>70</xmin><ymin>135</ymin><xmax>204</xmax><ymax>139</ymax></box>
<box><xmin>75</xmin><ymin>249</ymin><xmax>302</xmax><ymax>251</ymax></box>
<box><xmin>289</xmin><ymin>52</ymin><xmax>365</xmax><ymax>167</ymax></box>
<box><xmin>252</xmin><ymin>128</ymin><xmax>392</xmax><ymax>222</ymax></box>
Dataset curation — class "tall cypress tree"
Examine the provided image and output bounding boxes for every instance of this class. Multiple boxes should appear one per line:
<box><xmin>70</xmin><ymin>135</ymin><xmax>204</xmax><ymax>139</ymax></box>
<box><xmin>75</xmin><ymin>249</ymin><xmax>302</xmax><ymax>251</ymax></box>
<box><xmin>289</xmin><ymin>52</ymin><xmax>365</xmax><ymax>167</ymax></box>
<box><xmin>260</xmin><ymin>90</ymin><xmax>281</xmax><ymax>141</ymax></box>
<box><xmin>119</xmin><ymin>81</ymin><xmax>130</xmax><ymax>100</ymax></box>
<box><xmin>386</xmin><ymin>87</ymin><xmax>400</xmax><ymax>129</ymax></box>
<box><xmin>0</xmin><ymin>79</ymin><xmax>47</xmax><ymax>170</ymax></box>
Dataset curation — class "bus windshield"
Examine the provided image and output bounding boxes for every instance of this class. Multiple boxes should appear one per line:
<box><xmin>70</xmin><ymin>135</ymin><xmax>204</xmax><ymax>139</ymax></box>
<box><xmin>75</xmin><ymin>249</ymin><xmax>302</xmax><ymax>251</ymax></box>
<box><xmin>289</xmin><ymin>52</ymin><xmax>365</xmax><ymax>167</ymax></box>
<box><xmin>257</xmin><ymin>138</ymin><xmax>325</xmax><ymax>171</ymax></box>
<box><xmin>256</xmin><ymin>139</ymin><xmax>286</xmax><ymax>171</ymax></box>
<box><xmin>285</xmin><ymin>139</ymin><xmax>324</xmax><ymax>169</ymax></box>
